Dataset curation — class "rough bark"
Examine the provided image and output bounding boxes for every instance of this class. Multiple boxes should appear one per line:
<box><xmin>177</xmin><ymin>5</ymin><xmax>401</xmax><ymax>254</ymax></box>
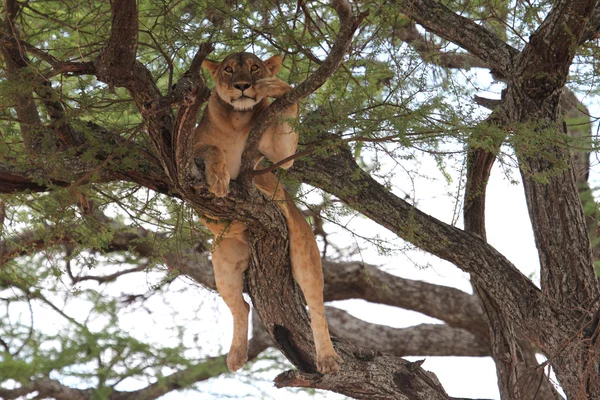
<box><xmin>325</xmin><ymin>307</ymin><xmax>489</xmax><ymax>357</ymax></box>
<box><xmin>464</xmin><ymin>119</ymin><xmax>562</xmax><ymax>399</ymax></box>
<box><xmin>274</xmin><ymin>355</ymin><xmax>450</xmax><ymax>400</ymax></box>
<box><xmin>500</xmin><ymin>2</ymin><xmax>600</xmax><ymax>397</ymax></box>
<box><xmin>322</xmin><ymin>261</ymin><xmax>487</xmax><ymax>338</ymax></box>
<box><xmin>392</xmin><ymin>0</ymin><xmax>517</xmax><ymax>78</ymax></box>
<box><xmin>0</xmin><ymin>0</ymin><xmax>44</xmax><ymax>156</ymax></box>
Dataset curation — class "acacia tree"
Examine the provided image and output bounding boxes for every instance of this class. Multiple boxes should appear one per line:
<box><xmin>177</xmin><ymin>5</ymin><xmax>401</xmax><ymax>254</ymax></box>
<box><xmin>1</xmin><ymin>0</ymin><xmax>600</xmax><ymax>399</ymax></box>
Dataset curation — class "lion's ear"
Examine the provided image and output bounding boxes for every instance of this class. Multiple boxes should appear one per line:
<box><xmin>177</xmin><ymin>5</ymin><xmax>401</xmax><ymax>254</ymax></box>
<box><xmin>202</xmin><ymin>59</ymin><xmax>221</xmax><ymax>78</ymax></box>
<box><xmin>264</xmin><ymin>55</ymin><xmax>282</xmax><ymax>76</ymax></box>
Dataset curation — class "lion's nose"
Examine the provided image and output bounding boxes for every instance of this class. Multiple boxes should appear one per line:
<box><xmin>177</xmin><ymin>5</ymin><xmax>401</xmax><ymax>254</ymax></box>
<box><xmin>234</xmin><ymin>82</ymin><xmax>251</xmax><ymax>91</ymax></box>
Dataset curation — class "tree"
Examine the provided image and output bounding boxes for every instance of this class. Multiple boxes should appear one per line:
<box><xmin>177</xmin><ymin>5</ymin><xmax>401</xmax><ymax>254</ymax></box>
<box><xmin>1</xmin><ymin>0</ymin><xmax>600</xmax><ymax>398</ymax></box>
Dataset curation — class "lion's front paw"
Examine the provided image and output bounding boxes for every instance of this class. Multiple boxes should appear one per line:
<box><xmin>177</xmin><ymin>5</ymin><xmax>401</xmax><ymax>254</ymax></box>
<box><xmin>317</xmin><ymin>352</ymin><xmax>343</xmax><ymax>374</ymax></box>
<box><xmin>226</xmin><ymin>344</ymin><xmax>248</xmax><ymax>372</ymax></box>
<box><xmin>255</xmin><ymin>77</ymin><xmax>291</xmax><ymax>99</ymax></box>
<box><xmin>206</xmin><ymin>163</ymin><xmax>230</xmax><ymax>198</ymax></box>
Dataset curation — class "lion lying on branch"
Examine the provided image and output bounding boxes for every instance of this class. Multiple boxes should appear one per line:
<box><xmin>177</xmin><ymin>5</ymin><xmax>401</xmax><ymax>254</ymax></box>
<box><xmin>193</xmin><ymin>52</ymin><xmax>341</xmax><ymax>374</ymax></box>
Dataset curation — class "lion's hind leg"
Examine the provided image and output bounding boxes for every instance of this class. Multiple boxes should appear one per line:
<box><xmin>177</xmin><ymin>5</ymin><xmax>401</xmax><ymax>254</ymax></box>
<box><xmin>287</xmin><ymin>214</ymin><xmax>342</xmax><ymax>373</ymax></box>
<box><xmin>254</xmin><ymin>173</ymin><xmax>342</xmax><ymax>373</ymax></box>
<box><xmin>210</xmin><ymin>222</ymin><xmax>251</xmax><ymax>372</ymax></box>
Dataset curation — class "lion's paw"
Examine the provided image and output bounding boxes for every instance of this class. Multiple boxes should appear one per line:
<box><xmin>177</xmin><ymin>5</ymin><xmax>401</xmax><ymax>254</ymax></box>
<box><xmin>255</xmin><ymin>77</ymin><xmax>291</xmax><ymax>99</ymax></box>
<box><xmin>317</xmin><ymin>352</ymin><xmax>343</xmax><ymax>374</ymax></box>
<box><xmin>206</xmin><ymin>163</ymin><xmax>230</xmax><ymax>198</ymax></box>
<box><xmin>226</xmin><ymin>344</ymin><xmax>248</xmax><ymax>372</ymax></box>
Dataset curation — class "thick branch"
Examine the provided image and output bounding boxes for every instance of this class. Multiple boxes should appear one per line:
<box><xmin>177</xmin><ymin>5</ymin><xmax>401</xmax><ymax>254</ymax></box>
<box><xmin>93</xmin><ymin>0</ymin><xmax>175</xmax><ymax>182</ymax></box>
<box><xmin>34</xmin><ymin>80</ymin><xmax>80</xmax><ymax>147</ymax></box>
<box><xmin>516</xmin><ymin>0</ymin><xmax>598</xmax><ymax>100</ymax></box>
<box><xmin>463</xmin><ymin>116</ymin><xmax>562</xmax><ymax>398</ymax></box>
<box><xmin>110</xmin><ymin>312</ymin><xmax>270</xmax><ymax>400</ymax></box>
<box><xmin>171</xmin><ymin>43</ymin><xmax>214</xmax><ymax>187</ymax></box>
<box><xmin>322</xmin><ymin>261</ymin><xmax>486</xmax><ymax>338</ymax></box>
<box><xmin>582</xmin><ymin>4</ymin><xmax>600</xmax><ymax>42</ymax></box>
<box><xmin>274</xmin><ymin>355</ymin><xmax>450</xmax><ymax>400</ymax></box>
<box><xmin>0</xmin><ymin>0</ymin><xmax>44</xmax><ymax>155</ymax></box>
<box><xmin>392</xmin><ymin>0</ymin><xmax>517</xmax><ymax>78</ymax></box>
<box><xmin>142</xmin><ymin>43</ymin><xmax>214</xmax><ymax>115</ymax></box>
<box><xmin>326</xmin><ymin>307</ymin><xmax>489</xmax><ymax>357</ymax></box>
<box><xmin>395</xmin><ymin>20</ymin><xmax>488</xmax><ymax>70</ymax></box>
<box><xmin>0</xmin><ymin>122</ymin><xmax>171</xmax><ymax>196</ymax></box>
<box><xmin>0</xmin><ymin>36</ymin><xmax>95</xmax><ymax>78</ymax></box>
<box><xmin>0</xmin><ymin>163</ymin><xmax>58</xmax><ymax>193</ymax></box>
<box><xmin>0</xmin><ymin>379</ymin><xmax>90</xmax><ymax>400</ymax></box>
<box><xmin>93</xmin><ymin>0</ymin><xmax>139</xmax><ymax>87</ymax></box>
<box><xmin>506</xmin><ymin>0</ymin><xmax>599</xmax><ymax>307</ymax></box>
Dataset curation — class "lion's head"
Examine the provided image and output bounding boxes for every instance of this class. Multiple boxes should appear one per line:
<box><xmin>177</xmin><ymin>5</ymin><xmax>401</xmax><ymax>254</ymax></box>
<box><xmin>202</xmin><ymin>52</ymin><xmax>282</xmax><ymax>111</ymax></box>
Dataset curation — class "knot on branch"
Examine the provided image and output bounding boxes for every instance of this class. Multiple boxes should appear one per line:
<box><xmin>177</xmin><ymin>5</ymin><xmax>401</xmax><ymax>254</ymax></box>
<box><xmin>274</xmin><ymin>369</ymin><xmax>321</xmax><ymax>389</ymax></box>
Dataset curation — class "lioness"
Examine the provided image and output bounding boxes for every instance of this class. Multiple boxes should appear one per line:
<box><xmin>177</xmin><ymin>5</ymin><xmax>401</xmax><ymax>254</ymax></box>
<box><xmin>193</xmin><ymin>52</ymin><xmax>342</xmax><ymax>373</ymax></box>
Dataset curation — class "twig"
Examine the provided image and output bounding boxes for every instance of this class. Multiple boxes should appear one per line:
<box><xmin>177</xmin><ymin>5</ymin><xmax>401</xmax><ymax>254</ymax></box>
<box><xmin>70</xmin><ymin>262</ymin><xmax>150</xmax><ymax>284</ymax></box>
<box><xmin>474</xmin><ymin>95</ymin><xmax>503</xmax><ymax>110</ymax></box>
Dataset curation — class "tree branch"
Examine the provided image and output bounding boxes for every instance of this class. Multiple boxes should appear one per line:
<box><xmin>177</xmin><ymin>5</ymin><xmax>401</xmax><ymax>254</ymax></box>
<box><xmin>395</xmin><ymin>20</ymin><xmax>489</xmax><ymax>70</ymax></box>
<box><xmin>0</xmin><ymin>121</ymin><xmax>171</xmax><ymax>196</ymax></box>
<box><xmin>171</xmin><ymin>43</ymin><xmax>214</xmax><ymax>187</ymax></box>
<box><xmin>110</xmin><ymin>311</ymin><xmax>271</xmax><ymax>400</ymax></box>
<box><xmin>463</xmin><ymin>114</ymin><xmax>562</xmax><ymax>398</ymax></box>
<box><xmin>274</xmin><ymin>355</ymin><xmax>450</xmax><ymax>399</ymax></box>
<box><xmin>141</xmin><ymin>43</ymin><xmax>214</xmax><ymax>115</ymax></box>
<box><xmin>289</xmin><ymin>140</ymin><xmax>543</xmax><ymax>342</ymax></box>
<box><xmin>516</xmin><ymin>0</ymin><xmax>598</xmax><ymax>99</ymax></box>
<box><xmin>322</xmin><ymin>261</ymin><xmax>486</xmax><ymax>338</ymax></box>
<box><xmin>325</xmin><ymin>307</ymin><xmax>489</xmax><ymax>357</ymax></box>
<box><xmin>391</xmin><ymin>0</ymin><xmax>517</xmax><ymax>78</ymax></box>
<box><xmin>0</xmin><ymin>379</ymin><xmax>91</xmax><ymax>400</ymax></box>
<box><xmin>581</xmin><ymin>4</ymin><xmax>600</xmax><ymax>42</ymax></box>
<box><xmin>93</xmin><ymin>0</ymin><xmax>138</xmax><ymax>88</ymax></box>
<box><xmin>93</xmin><ymin>0</ymin><xmax>177</xmax><ymax>183</ymax></box>
<box><xmin>0</xmin><ymin>35</ymin><xmax>94</xmax><ymax>78</ymax></box>
<box><xmin>507</xmin><ymin>0</ymin><xmax>599</xmax><ymax>305</ymax></box>
<box><xmin>0</xmin><ymin>0</ymin><xmax>44</xmax><ymax>156</ymax></box>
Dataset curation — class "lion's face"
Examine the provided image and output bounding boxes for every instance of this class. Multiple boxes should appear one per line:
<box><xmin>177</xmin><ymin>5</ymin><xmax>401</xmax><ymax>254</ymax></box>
<box><xmin>203</xmin><ymin>52</ymin><xmax>282</xmax><ymax>111</ymax></box>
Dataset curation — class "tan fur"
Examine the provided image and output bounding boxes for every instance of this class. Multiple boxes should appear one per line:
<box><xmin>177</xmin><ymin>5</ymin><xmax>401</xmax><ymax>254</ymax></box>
<box><xmin>193</xmin><ymin>52</ymin><xmax>341</xmax><ymax>373</ymax></box>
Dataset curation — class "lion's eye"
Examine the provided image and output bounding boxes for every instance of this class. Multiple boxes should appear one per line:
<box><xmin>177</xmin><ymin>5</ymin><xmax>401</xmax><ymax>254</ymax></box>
<box><xmin>224</xmin><ymin>66</ymin><xmax>233</xmax><ymax>73</ymax></box>
<box><xmin>251</xmin><ymin>65</ymin><xmax>259</xmax><ymax>72</ymax></box>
